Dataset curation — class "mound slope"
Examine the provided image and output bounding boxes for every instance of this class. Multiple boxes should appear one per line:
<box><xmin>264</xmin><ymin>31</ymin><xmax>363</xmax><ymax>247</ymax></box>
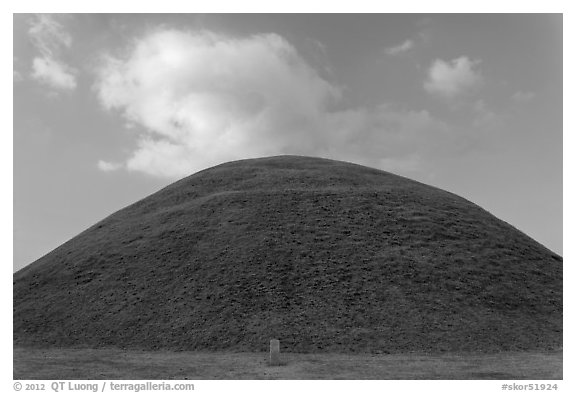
<box><xmin>14</xmin><ymin>156</ymin><xmax>562</xmax><ymax>353</ymax></box>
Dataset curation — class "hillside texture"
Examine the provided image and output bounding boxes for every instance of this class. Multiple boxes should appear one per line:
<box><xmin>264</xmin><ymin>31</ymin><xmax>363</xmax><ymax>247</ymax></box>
<box><xmin>13</xmin><ymin>156</ymin><xmax>562</xmax><ymax>353</ymax></box>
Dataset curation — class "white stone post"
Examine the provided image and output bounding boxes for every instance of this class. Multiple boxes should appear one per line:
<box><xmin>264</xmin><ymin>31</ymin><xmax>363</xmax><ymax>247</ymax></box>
<box><xmin>269</xmin><ymin>339</ymin><xmax>280</xmax><ymax>365</ymax></box>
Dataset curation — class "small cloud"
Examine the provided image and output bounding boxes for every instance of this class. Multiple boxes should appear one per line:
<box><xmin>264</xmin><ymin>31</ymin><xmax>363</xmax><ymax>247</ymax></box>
<box><xmin>310</xmin><ymin>38</ymin><xmax>328</xmax><ymax>55</ymax></box>
<box><xmin>378</xmin><ymin>154</ymin><xmax>422</xmax><ymax>174</ymax></box>
<box><xmin>31</xmin><ymin>57</ymin><xmax>76</xmax><ymax>90</ymax></box>
<box><xmin>512</xmin><ymin>90</ymin><xmax>536</xmax><ymax>103</ymax></box>
<box><xmin>471</xmin><ymin>99</ymin><xmax>497</xmax><ymax>128</ymax></box>
<box><xmin>28</xmin><ymin>14</ymin><xmax>72</xmax><ymax>57</ymax></box>
<box><xmin>14</xmin><ymin>57</ymin><xmax>23</xmax><ymax>82</ymax></box>
<box><xmin>14</xmin><ymin>70</ymin><xmax>23</xmax><ymax>83</ymax></box>
<box><xmin>307</xmin><ymin>38</ymin><xmax>334</xmax><ymax>76</ymax></box>
<box><xmin>424</xmin><ymin>56</ymin><xmax>482</xmax><ymax>98</ymax></box>
<box><xmin>28</xmin><ymin>14</ymin><xmax>77</xmax><ymax>91</ymax></box>
<box><xmin>97</xmin><ymin>160</ymin><xmax>122</xmax><ymax>172</ymax></box>
<box><xmin>385</xmin><ymin>39</ymin><xmax>414</xmax><ymax>56</ymax></box>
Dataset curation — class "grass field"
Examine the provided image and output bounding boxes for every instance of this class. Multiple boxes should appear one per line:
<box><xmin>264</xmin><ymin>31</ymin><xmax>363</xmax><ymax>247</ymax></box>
<box><xmin>13</xmin><ymin>347</ymin><xmax>562</xmax><ymax>380</ymax></box>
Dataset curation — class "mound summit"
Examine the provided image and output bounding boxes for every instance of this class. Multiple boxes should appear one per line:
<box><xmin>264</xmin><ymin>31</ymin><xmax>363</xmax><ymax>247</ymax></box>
<box><xmin>14</xmin><ymin>155</ymin><xmax>562</xmax><ymax>353</ymax></box>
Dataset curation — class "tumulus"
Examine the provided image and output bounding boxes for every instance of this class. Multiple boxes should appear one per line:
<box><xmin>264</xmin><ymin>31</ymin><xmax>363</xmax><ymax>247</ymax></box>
<box><xmin>13</xmin><ymin>156</ymin><xmax>562</xmax><ymax>353</ymax></box>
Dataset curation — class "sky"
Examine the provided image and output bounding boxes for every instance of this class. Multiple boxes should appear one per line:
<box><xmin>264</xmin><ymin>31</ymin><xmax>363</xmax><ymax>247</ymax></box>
<box><xmin>13</xmin><ymin>13</ymin><xmax>563</xmax><ymax>272</ymax></box>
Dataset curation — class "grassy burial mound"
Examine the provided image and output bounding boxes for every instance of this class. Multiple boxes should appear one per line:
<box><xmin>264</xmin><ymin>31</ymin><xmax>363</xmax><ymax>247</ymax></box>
<box><xmin>13</xmin><ymin>155</ymin><xmax>562</xmax><ymax>353</ymax></box>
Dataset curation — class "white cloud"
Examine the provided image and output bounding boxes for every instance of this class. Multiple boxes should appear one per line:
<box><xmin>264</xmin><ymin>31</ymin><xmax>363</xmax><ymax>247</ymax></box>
<box><xmin>95</xmin><ymin>29</ymin><xmax>340</xmax><ymax>177</ymax></box>
<box><xmin>512</xmin><ymin>90</ymin><xmax>536</xmax><ymax>103</ymax></box>
<box><xmin>94</xmin><ymin>29</ymin><xmax>479</xmax><ymax>179</ymax></box>
<box><xmin>424</xmin><ymin>57</ymin><xmax>482</xmax><ymax>98</ymax></box>
<box><xmin>378</xmin><ymin>154</ymin><xmax>422</xmax><ymax>173</ymax></box>
<box><xmin>320</xmin><ymin>105</ymin><xmax>454</xmax><ymax>171</ymax></box>
<box><xmin>31</xmin><ymin>57</ymin><xmax>77</xmax><ymax>90</ymax></box>
<box><xmin>385</xmin><ymin>39</ymin><xmax>414</xmax><ymax>55</ymax></box>
<box><xmin>28</xmin><ymin>14</ymin><xmax>77</xmax><ymax>91</ymax></box>
<box><xmin>471</xmin><ymin>99</ymin><xmax>498</xmax><ymax>128</ymax></box>
<box><xmin>14</xmin><ymin>57</ymin><xmax>23</xmax><ymax>82</ymax></box>
<box><xmin>97</xmin><ymin>160</ymin><xmax>122</xmax><ymax>172</ymax></box>
<box><xmin>28</xmin><ymin>14</ymin><xmax>72</xmax><ymax>57</ymax></box>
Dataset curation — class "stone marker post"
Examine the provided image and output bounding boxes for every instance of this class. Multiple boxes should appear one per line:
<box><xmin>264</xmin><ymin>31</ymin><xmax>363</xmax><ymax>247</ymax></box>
<box><xmin>270</xmin><ymin>339</ymin><xmax>280</xmax><ymax>366</ymax></box>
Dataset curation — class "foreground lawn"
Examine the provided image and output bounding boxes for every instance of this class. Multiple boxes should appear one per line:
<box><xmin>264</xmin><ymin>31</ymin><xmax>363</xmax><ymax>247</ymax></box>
<box><xmin>14</xmin><ymin>347</ymin><xmax>562</xmax><ymax>380</ymax></box>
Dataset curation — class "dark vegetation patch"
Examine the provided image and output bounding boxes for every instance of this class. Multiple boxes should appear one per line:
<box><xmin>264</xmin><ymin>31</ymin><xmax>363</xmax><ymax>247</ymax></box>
<box><xmin>14</xmin><ymin>156</ymin><xmax>562</xmax><ymax>353</ymax></box>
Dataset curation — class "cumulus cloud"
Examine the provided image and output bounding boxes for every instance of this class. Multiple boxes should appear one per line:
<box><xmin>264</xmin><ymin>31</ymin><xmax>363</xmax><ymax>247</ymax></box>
<box><xmin>94</xmin><ymin>28</ymin><xmax>472</xmax><ymax>178</ymax></box>
<box><xmin>28</xmin><ymin>14</ymin><xmax>77</xmax><ymax>91</ymax></box>
<box><xmin>95</xmin><ymin>29</ymin><xmax>340</xmax><ymax>177</ymax></box>
<box><xmin>97</xmin><ymin>160</ymin><xmax>122</xmax><ymax>172</ymax></box>
<box><xmin>424</xmin><ymin>57</ymin><xmax>482</xmax><ymax>98</ymax></box>
<box><xmin>31</xmin><ymin>57</ymin><xmax>77</xmax><ymax>90</ymax></box>
<box><xmin>385</xmin><ymin>39</ymin><xmax>414</xmax><ymax>55</ymax></box>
